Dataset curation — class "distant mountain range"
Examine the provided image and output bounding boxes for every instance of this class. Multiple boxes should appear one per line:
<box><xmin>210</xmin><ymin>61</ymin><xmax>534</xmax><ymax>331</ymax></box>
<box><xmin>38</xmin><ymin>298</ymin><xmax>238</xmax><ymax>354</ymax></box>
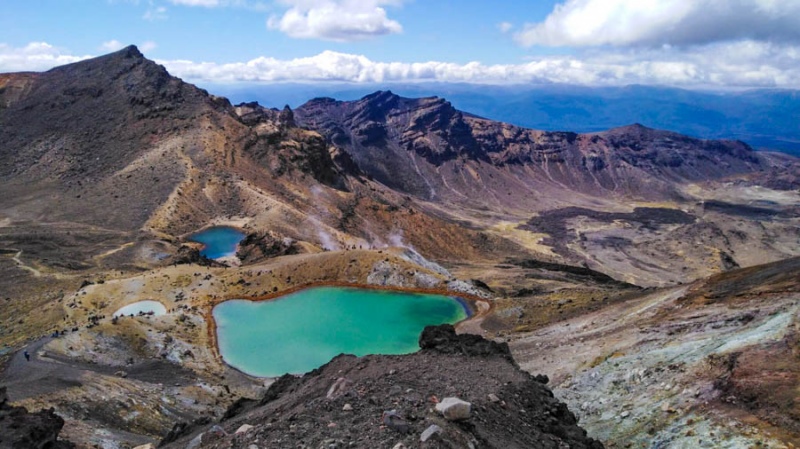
<box><xmin>207</xmin><ymin>82</ymin><xmax>800</xmax><ymax>157</ymax></box>
<box><xmin>1</xmin><ymin>46</ymin><xmax>797</xmax><ymax>287</ymax></box>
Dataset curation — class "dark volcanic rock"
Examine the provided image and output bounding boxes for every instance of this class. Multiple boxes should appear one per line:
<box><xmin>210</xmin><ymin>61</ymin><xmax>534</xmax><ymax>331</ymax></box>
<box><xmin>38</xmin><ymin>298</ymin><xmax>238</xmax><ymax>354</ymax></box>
<box><xmin>169</xmin><ymin>245</ymin><xmax>222</xmax><ymax>267</ymax></box>
<box><xmin>296</xmin><ymin>91</ymin><xmax>770</xmax><ymax>202</ymax></box>
<box><xmin>161</xmin><ymin>325</ymin><xmax>603</xmax><ymax>449</ymax></box>
<box><xmin>235</xmin><ymin>231</ymin><xmax>300</xmax><ymax>264</ymax></box>
<box><xmin>234</xmin><ymin>101</ymin><xmax>350</xmax><ymax>189</ymax></box>
<box><xmin>419</xmin><ymin>323</ymin><xmax>515</xmax><ymax>362</ymax></box>
<box><xmin>295</xmin><ymin>91</ymin><xmax>487</xmax><ymax>197</ymax></box>
<box><xmin>0</xmin><ymin>387</ymin><xmax>75</xmax><ymax>449</ymax></box>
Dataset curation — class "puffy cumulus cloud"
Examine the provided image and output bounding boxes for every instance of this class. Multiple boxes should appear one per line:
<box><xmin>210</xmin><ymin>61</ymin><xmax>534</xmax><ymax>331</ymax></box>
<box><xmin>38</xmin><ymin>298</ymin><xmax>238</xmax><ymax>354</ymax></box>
<box><xmin>159</xmin><ymin>42</ymin><xmax>800</xmax><ymax>88</ymax></box>
<box><xmin>267</xmin><ymin>0</ymin><xmax>403</xmax><ymax>41</ymax></box>
<box><xmin>515</xmin><ymin>0</ymin><xmax>800</xmax><ymax>47</ymax></box>
<box><xmin>100</xmin><ymin>40</ymin><xmax>125</xmax><ymax>52</ymax></box>
<box><xmin>0</xmin><ymin>42</ymin><xmax>90</xmax><ymax>73</ymax></box>
<box><xmin>3</xmin><ymin>41</ymin><xmax>800</xmax><ymax>89</ymax></box>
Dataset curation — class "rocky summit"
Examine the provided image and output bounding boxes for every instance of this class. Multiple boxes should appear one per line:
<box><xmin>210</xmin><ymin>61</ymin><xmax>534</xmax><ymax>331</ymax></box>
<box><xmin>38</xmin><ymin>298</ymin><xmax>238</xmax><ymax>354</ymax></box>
<box><xmin>1</xmin><ymin>47</ymin><xmax>800</xmax><ymax>449</ymax></box>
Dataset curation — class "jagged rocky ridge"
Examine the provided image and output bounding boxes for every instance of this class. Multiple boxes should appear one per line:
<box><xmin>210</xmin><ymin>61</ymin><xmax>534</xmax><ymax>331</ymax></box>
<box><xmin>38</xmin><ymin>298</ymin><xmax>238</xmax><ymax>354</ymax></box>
<box><xmin>160</xmin><ymin>325</ymin><xmax>603</xmax><ymax>449</ymax></box>
<box><xmin>295</xmin><ymin>91</ymin><xmax>768</xmax><ymax>203</ymax></box>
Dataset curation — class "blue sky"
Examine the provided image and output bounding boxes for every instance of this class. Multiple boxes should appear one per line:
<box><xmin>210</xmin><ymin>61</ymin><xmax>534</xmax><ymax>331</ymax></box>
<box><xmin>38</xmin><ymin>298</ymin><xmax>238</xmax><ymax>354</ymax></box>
<box><xmin>0</xmin><ymin>1</ymin><xmax>557</xmax><ymax>64</ymax></box>
<box><xmin>2</xmin><ymin>0</ymin><xmax>800</xmax><ymax>89</ymax></box>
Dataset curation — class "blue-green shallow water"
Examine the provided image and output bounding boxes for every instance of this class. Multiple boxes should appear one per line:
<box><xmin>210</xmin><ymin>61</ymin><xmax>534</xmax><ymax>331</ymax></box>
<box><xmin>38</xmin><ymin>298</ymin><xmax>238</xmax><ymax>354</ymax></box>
<box><xmin>188</xmin><ymin>226</ymin><xmax>246</xmax><ymax>259</ymax></box>
<box><xmin>213</xmin><ymin>287</ymin><xmax>469</xmax><ymax>377</ymax></box>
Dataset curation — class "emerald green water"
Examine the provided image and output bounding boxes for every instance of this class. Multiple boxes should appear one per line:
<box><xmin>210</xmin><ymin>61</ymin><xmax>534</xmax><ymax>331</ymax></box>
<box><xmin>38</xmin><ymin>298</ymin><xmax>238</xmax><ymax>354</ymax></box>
<box><xmin>213</xmin><ymin>287</ymin><xmax>468</xmax><ymax>377</ymax></box>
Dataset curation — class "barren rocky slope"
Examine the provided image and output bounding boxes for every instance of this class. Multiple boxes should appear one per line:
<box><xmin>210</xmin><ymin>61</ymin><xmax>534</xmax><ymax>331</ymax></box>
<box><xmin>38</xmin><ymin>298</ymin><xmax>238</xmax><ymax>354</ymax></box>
<box><xmin>510</xmin><ymin>257</ymin><xmax>800</xmax><ymax>448</ymax></box>
<box><xmin>162</xmin><ymin>325</ymin><xmax>604</xmax><ymax>449</ymax></box>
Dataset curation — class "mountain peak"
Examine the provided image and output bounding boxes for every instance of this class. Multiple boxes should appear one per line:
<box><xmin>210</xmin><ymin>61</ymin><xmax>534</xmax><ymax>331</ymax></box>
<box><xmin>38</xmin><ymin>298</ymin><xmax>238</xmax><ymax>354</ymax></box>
<box><xmin>116</xmin><ymin>44</ymin><xmax>144</xmax><ymax>59</ymax></box>
<box><xmin>363</xmin><ymin>90</ymin><xmax>397</xmax><ymax>100</ymax></box>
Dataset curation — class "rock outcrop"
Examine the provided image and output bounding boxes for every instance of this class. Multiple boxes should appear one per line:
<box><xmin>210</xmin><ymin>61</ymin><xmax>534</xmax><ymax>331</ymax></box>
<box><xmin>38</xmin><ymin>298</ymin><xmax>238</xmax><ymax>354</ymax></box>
<box><xmin>0</xmin><ymin>387</ymin><xmax>75</xmax><ymax>449</ymax></box>
<box><xmin>160</xmin><ymin>325</ymin><xmax>603</xmax><ymax>449</ymax></box>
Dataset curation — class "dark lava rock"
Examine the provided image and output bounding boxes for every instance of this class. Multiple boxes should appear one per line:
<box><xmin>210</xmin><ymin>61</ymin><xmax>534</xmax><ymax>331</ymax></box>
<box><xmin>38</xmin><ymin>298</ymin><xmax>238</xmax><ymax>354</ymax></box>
<box><xmin>419</xmin><ymin>324</ymin><xmax>515</xmax><ymax>363</ymax></box>
<box><xmin>160</xmin><ymin>325</ymin><xmax>603</xmax><ymax>449</ymax></box>
<box><xmin>235</xmin><ymin>231</ymin><xmax>300</xmax><ymax>264</ymax></box>
<box><xmin>169</xmin><ymin>245</ymin><xmax>222</xmax><ymax>267</ymax></box>
<box><xmin>0</xmin><ymin>386</ymin><xmax>75</xmax><ymax>449</ymax></box>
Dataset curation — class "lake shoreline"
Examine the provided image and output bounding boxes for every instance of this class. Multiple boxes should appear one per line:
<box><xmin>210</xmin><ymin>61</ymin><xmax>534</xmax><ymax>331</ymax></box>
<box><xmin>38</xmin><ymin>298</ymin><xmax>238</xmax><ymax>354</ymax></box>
<box><xmin>186</xmin><ymin>225</ymin><xmax>247</xmax><ymax>260</ymax></box>
<box><xmin>204</xmin><ymin>281</ymin><xmax>493</xmax><ymax>378</ymax></box>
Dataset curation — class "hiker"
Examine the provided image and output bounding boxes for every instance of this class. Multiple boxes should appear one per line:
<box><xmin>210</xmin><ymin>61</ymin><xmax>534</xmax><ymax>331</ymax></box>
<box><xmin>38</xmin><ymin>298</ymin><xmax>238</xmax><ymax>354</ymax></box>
<box><xmin>23</xmin><ymin>350</ymin><xmax>30</xmax><ymax>361</ymax></box>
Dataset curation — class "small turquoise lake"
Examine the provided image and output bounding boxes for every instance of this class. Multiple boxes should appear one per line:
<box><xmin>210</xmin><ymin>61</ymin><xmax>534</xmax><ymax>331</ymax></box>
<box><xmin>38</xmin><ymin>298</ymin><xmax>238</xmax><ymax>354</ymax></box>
<box><xmin>188</xmin><ymin>226</ymin><xmax>246</xmax><ymax>259</ymax></box>
<box><xmin>213</xmin><ymin>287</ymin><xmax>469</xmax><ymax>377</ymax></box>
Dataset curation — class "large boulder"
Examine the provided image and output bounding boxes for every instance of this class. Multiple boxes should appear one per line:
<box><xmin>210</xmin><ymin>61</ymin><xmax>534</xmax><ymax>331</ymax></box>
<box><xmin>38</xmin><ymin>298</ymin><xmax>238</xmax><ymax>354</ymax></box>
<box><xmin>435</xmin><ymin>397</ymin><xmax>472</xmax><ymax>421</ymax></box>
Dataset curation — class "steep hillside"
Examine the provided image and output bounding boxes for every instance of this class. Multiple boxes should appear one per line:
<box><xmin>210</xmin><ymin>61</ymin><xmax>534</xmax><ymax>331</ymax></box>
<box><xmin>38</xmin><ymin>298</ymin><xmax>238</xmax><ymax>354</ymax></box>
<box><xmin>0</xmin><ymin>45</ymin><xmax>239</xmax><ymax>230</ymax></box>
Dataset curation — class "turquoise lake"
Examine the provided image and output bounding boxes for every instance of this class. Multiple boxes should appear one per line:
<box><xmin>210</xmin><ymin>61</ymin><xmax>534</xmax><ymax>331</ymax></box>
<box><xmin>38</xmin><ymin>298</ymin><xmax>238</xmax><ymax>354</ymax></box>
<box><xmin>187</xmin><ymin>226</ymin><xmax>246</xmax><ymax>259</ymax></box>
<box><xmin>213</xmin><ymin>287</ymin><xmax>469</xmax><ymax>377</ymax></box>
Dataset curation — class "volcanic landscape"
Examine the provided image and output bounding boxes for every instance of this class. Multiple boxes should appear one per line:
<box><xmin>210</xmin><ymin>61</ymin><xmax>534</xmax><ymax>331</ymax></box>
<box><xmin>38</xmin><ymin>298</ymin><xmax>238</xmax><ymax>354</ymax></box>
<box><xmin>1</xmin><ymin>46</ymin><xmax>799</xmax><ymax>449</ymax></box>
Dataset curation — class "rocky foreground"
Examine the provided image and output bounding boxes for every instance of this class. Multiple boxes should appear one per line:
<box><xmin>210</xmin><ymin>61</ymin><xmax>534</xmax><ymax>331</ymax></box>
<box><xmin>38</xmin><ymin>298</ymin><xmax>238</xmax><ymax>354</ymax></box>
<box><xmin>159</xmin><ymin>325</ymin><xmax>603</xmax><ymax>449</ymax></box>
<box><xmin>0</xmin><ymin>386</ymin><xmax>75</xmax><ymax>448</ymax></box>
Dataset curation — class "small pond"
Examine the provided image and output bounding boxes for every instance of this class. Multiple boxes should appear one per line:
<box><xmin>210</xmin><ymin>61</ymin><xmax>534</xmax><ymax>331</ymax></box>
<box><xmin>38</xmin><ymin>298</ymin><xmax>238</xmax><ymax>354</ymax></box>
<box><xmin>213</xmin><ymin>286</ymin><xmax>469</xmax><ymax>377</ymax></box>
<box><xmin>187</xmin><ymin>226</ymin><xmax>246</xmax><ymax>259</ymax></box>
<box><xmin>113</xmin><ymin>300</ymin><xmax>167</xmax><ymax>317</ymax></box>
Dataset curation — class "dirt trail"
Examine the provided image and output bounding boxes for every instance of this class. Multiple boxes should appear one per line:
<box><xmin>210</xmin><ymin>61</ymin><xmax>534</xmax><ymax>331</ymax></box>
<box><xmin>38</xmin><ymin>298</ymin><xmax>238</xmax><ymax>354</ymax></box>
<box><xmin>0</xmin><ymin>338</ymin><xmax>83</xmax><ymax>401</ymax></box>
<box><xmin>11</xmin><ymin>250</ymin><xmax>42</xmax><ymax>277</ymax></box>
<box><xmin>0</xmin><ymin>337</ymin><xmax>201</xmax><ymax>403</ymax></box>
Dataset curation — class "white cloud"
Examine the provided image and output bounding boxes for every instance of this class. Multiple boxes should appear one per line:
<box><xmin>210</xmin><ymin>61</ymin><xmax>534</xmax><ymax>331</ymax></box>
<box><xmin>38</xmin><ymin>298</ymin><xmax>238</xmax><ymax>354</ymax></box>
<box><xmin>267</xmin><ymin>0</ymin><xmax>403</xmax><ymax>42</ymax></box>
<box><xmin>3</xmin><ymin>40</ymin><xmax>800</xmax><ymax>90</ymax></box>
<box><xmin>143</xmin><ymin>5</ymin><xmax>168</xmax><ymax>20</ymax></box>
<box><xmin>0</xmin><ymin>42</ymin><xmax>90</xmax><ymax>73</ymax></box>
<box><xmin>515</xmin><ymin>0</ymin><xmax>800</xmax><ymax>47</ymax></box>
<box><xmin>158</xmin><ymin>42</ymin><xmax>800</xmax><ymax>89</ymax></box>
<box><xmin>100</xmin><ymin>40</ymin><xmax>125</xmax><ymax>52</ymax></box>
<box><xmin>498</xmin><ymin>22</ymin><xmax>513</xmax><ymax>34</ymax></box>
<box><xmin>140</xmin><ymin>41</ymin><xmax>158</xmax><ymax>52</ymax></box>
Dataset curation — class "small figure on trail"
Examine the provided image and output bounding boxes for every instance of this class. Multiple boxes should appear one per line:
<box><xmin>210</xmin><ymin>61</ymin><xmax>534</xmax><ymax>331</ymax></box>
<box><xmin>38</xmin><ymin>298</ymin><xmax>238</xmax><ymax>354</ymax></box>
<box><xmin>23</xmin><ymin>350</ymin><xmax>30</xmax><ymax>361</ymax></box>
